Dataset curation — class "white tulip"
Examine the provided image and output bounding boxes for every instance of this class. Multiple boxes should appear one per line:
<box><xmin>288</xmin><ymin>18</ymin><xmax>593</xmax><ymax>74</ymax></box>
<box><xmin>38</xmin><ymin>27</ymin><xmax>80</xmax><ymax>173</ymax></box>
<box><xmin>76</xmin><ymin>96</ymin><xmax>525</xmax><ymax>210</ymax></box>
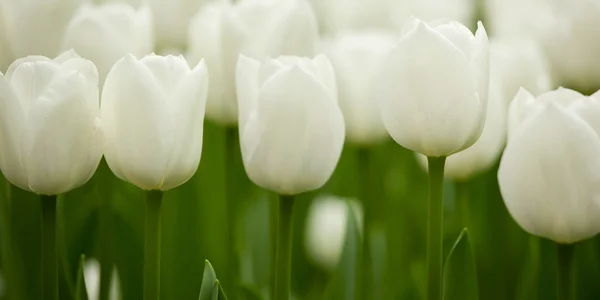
<box><xmin>490</xmin><ymin>37</ymin><xmax>553</xmax><ymax>106</ymax></box>
<box><xmin>320</xmin><ymin>30</ymin><xmax>396</xmax><ymax>145</ymax></box>
<box><xmin>236</xmin><ymin>54</ymin><xmax>344</xmax><ymax>195</ymax></box>
<box><xmin>0</xmin><ymin>50</ymin><xmax>102</xmax><ymax>195</ymax></box>
<box><xmin>84</xmin><ymin>258</ymin><xmax>121</xmax><ymax>300</ymax></box>
<box><xmin>498</xmin><ymin>88</ymin><xmax>600</xmax><ymax>244</ymax></box>
<box><xmin>484</xmin><ymin>0</ymin><xmax>554</xmax><ymax>38</ymax></box>
<box><xmin>187</xmin><ymin>0</ymin><xmax>318</xmax><ymax>125</ymax></box>
<box><xmin>305</xmin><ymin>195</ymin><xmax>362</xmax><ymax>270</ymax></box>
<box><xmin>377</xmin><ymin>18</ymin><xmax>489</xmax><ymax>157</ymax></box>
<box><xmin>147</xmin><ymin>0</ymin><xmax>212</xmax><ymax>51</ymax></box>
<box><xmin>101</xmin><ymin>54</ymin><xmax>208</xmax><ymax>191</ymax></box>
<box><xmin>1</xmin><ymin>0</ymin><xmax>83</xmax><ymax>57</ymax></box>
<box><xmin>0</xmin><ymin>6</ymin><xmax>13</xmax><ymax>72</ymax></box>
<box><xmin>61</xmin><ymin>3</ymin><xmax>154</xmax><ymax>84</ymax></box>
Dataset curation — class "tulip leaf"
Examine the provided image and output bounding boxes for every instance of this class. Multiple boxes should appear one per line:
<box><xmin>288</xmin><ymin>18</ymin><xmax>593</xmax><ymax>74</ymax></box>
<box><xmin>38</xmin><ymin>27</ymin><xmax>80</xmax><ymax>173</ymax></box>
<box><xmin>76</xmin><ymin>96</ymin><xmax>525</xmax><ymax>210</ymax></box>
<box><xmin>443</xmin><ymin>228</ymin><xmax>479</xmax><ymax>300</ymax></box>
<box><xmin>322</xmin><ymin>201</ymin><xmax>361</xmax><ymax>300</ymax></box>
<box><xmin>75</xmin><ymin>254</ymin><xmax>88</xmax><ymax>300</ymax></box>
<box><xmin>198</xmin><ymin>260</ymin><xmax>228</xmax><ymax>300</ymax></box>
<box><xmin>239</xmin><ymin>284</ymin><xmax>264</xmax><ymax>300</ymax></box>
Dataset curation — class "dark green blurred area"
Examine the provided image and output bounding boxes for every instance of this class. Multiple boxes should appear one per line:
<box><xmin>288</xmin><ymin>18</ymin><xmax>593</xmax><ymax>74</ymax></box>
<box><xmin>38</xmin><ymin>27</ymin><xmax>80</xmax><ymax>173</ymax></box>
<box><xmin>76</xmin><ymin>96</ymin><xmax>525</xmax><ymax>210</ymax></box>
<box><xmin>1</xmin><ymin>120</ymin><xmax>600</xmax><ymax>300</ymax></box>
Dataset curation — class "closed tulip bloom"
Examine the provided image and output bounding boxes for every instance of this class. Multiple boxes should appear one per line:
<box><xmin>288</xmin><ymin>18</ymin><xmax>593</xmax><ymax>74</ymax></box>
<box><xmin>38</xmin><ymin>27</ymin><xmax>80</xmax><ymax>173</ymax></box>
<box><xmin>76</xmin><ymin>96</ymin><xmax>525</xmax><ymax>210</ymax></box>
<box><xmin>101</xmin><ymin>54</ymin><xmax>208</xmax><ymax>191</ymax></box>
<box><xmin>187</xmin><ymin>0</ymin><xmax>318</xmax><ymax>125</ymax></box>
<box><xmin>321</xmin><ymin>30</ymin><xmax>396</xmax><ymax>145</ymax></box>
<box><xmin>61</xmin><ymin>3</ymin><xmax>154</xmax><ymax>83</ymax></box>
<box><xmin>377</xmin><ymin>18</ymin><xmax>489</xmax><ymax>157</ymax></box>
<box><xmin>1</xmin><ymin>0</ymin><xmax>83</xmax><ymax>57</ymax></box>
<box><xmin>147</xmin><ymin>0</ymin><xmax>211</xmax><ymax>51</ymax></box>
<box><xmin>498</xmin><ymin>88</ymin><xmax>600</xmax><ymax>244</ymax></box>
<box><xmin>0</xmin><ymin>51</ymin><xmax>102</xmax><ymax>195</ymax></box>
<box><xmin>236</xmin><ymin>54</ymin><xmax>344</xmax><ymax>195</ymax></box>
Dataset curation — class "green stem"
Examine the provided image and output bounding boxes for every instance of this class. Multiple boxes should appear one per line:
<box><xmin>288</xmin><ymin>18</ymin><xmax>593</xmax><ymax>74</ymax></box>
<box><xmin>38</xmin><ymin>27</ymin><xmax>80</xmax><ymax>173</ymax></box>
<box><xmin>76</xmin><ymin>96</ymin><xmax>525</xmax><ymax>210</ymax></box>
<box><xmin>426</xmin><ymin>156</ymin><xmax>446</xmax><ymax>300</ymax></box>
<box><xmin>41</xmin><ymin>195</ymin><xmax>58</xmax><ymax>300</ymax></box>
<box><xmin>273</xmin><ymin>195</ymin><xmax>295</xmax><ymax>300</ymax></box>
<box><xmin>98</xmin><ymin>160</ymin><xmax>114</xmax><ymax>300</ymax></box>
<box><xmin>144</xmin><ymin>190</ymin><xmax>163</xmax><ymax>300</ymax></box>
<box><xmin>556</xmin><ymin>243</ymin><xmax>574</xmax><ymax>300</ymax></box>
<box><xmin>454</xmin><ymin>181</ymin><xmax>470</xmax><ymax>230</ymax></box>
<box><xmin>224</xmin><ymin>126</ymin><xmax>239</xmax><ymax>295</ymax></box>
<box><xmin>357</xmin><ymin>148</ymin><xmax>373</xmax><ymax>299</ymax></box>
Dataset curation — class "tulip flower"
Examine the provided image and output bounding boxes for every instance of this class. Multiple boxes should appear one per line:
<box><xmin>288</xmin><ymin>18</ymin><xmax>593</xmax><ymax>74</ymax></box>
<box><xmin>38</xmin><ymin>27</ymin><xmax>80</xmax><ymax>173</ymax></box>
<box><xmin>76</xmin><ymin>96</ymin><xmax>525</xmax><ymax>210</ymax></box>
<box><xmin>236</xmin><ymin>54</ymin><xmax>344</xmax><ymax>300</ymax></box>
<box><xmin>84</xmin><ymin>258</ymin><xmax>121</xmax><ymax>300</ymax></box>
<box><xmin>101</xmin><ymin>54</ymin><xmax>207</xmax><ymax>300</ymax></box>
<box><xmin>187</xmin><ymin>0</ymin><xmax>318</xmax><ymax>125</ymax></box>
<box><xmin>1</xmin><ymin>0</ymin><xmax>83</xmax><ymax>57</ymax></box>
<box><xmin>377</xmin><ymin>18</ymin><xmax>489</xmax><ymax>300</ymax></box>
<box><xmin>498</xmin><ymin>87</ymin><xmax>600</xmax><ymax>300</ymax></box>
<box><xmin>0</xmin><ymin>49</ymin><xmax>101</xmax><ymax>300</ymax></box>
<box><xmin>147</xmin><ymin>0</ymin><xmax>212</xmax><ymax>51</ymax></box>
<box><xmin>61</xmin><ymin>3</ymin><xmax>154</xmax><ymax>84</ymax></box>
<box><xmin>320</xmin><ymin>30</ymin><xmax>396</xmax><ymax>145</ymax></box>
<box><xmin>101</xmin><ymin>54</ymin><xmax>208</xmax><ymax>191</ymax></box>
<box><xmin>0</xmin><ymin>50</ymin><xmax>102</xmax><ymax>195</ymax></box>
<box><xmin>305</xmin><ymin>196</ymin><xmax>362</xmax><ymax>271</ymax></box>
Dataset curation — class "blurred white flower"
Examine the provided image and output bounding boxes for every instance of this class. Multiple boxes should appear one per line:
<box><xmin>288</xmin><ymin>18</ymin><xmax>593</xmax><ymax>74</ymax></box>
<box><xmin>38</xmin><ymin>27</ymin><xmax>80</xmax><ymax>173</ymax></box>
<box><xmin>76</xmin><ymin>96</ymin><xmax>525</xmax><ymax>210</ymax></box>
<box><xmin>101</xmin><ymin>54</ymin><xmax>208</xmax><ymax>191</ymax></box>
<box><xmin>305</xmin><ymin>195</ymin><xmax>362</xmax><ymax>270</ymax></box>
<box><xmin>499</xmin><ymin>87</ymin><xmax>600</xmax><ymax>244</ymax></box>
<box><xmin>484</xmin><ymin>0</ymin><xmax>554</xmax><ymax>38</ymax></box>
<box><xmin>62</xmin><ymin>3</ymin><xmax>154</xmax><ymax>84</ymax></box>
<box><xmin>391</xmin><ymin>0</ymin><xmax>474</xmax><ymax>32</ymax></box>
<box><xmin>0</xmin><ymin>6</ymin><xmax>13</xmax><ymax>72</ymax></box>
<box><xmin>147</xmin><ymin>0</ymin><xmax>213</xmax><ymax>51</ymax></box>
<box><xmin>188</xmin><ymin>0</ymin><xmax>318</xmax><ymax>124</ymax></box>
<box><xmin>1</xmin><ymin>0</ymin><xmax>83</xmax><ymax>57</ymax></box>
<box><xmin>236</xmin><ymin>54</ymin><xmax>344</xmax><ymax>195</ymax></box>
<box><xmin>320</xmin><ymin>30</ymin><xmax>396</xmax><ymax>145</ymax></box>
<box><xmin>84</xmin><ymin>258</ymin><xmax>122</xmax><ymax>300</ymax></box>
<box><xmin>0</xmin><ymin>50</ymin><xmax>102</xmax><ymax>195</ymax></box>
<box><xmin>377</xmin><ymin>18</ymin><xmax>489</xmax><ymax>157</ymax></box>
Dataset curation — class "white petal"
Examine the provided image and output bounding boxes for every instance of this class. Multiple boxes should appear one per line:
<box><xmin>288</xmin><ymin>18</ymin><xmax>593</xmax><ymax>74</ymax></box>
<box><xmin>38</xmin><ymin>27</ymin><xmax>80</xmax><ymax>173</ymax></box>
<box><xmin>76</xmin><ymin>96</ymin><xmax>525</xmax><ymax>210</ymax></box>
<box><xmin>5</xmin><ymin>55</ymin><xmax>54</xmax><ymax>81</ymax></box>
<box><xmin>498</xmin><ymin>104</ymin><xmax>600</xmax><ymax>243</ymax></box>
<box><xmin>23</xmin><ymin>71</ymin><xmax>101</xmax><ymax>195</ymax></box>
<box><xmin>84</xmin><ymin>258</ymin><xmax>100</xmax><ymax>300</ymax></box>
<box><xmin>377</xmin><ymin>20</ymin><xmax>483</xmax><ymax>157</ymax></box>
<box><xmin>506</xmin><ymin>87</ymin><xmax>538</xmax><ymax>140</ymax></box>
<box><xmin>311</xmin><ymin>54</ymin><xmax>337</xmax><ymax>102</ymax></box>
<box><xmin>101</xmin><ymin>55</ymin><xmax>173</xmax><ymax>190</ymax></box>
<box><xmin>242</xmin><ymin>65</ymin><xmax>345</xmax><ymax>194</ymax></box>
<box><xmin>0</xmin><ymin>74</ymin><xmax>28</xmax><ymax>191</ymax></box>
<box><xmin>160</xmin><ymin>61</ymin><xmax>208</xmax><ymax>190</ymax></box>
<box><xmin>138</xmin><ymin>55</ymin><xmax>190</xmax><ymax>97</ymax></box>
<box><xmin>236</xmin><ymin>54</ymin><xmax>261</xmax><ymax>130</ymax></box>
<box><xmin>8</xmin><ymin>60</ymin><xmax>59</xmax><ymax>114</ymax></box>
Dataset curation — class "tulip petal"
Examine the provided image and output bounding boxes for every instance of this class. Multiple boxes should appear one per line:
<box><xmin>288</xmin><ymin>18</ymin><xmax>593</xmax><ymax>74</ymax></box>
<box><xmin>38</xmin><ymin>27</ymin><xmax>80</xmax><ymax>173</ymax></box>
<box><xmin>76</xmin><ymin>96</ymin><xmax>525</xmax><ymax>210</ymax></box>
<box><xmin>8</xmin><ymin>60</ymin><xmax>59</xmax><ymax>111</ymax></box>
<box><xmin>160</xmin><ymin>61</ymin><xmax>209</xmax><ymax>190</ymax></box>
<box><xmin>236</xmin><ymin>54</ymin><xmax>261</xmax><ymax>129</ymax></box>
<box><xmin>377</xmin><ymin>20</ymin><xmax>481</xmax><ymax>156</ymax></box>
<box><xmin>23</xmin><ymin>72</ymin><xmax>101</xmax><ymax>195</ymax></box>
<box><xmin>498</xmin><ymin>104</ymin><xmax>600</xmax><ymax>243</ymax></box>
<box><xmin>0</xmin><ymin>74</ymin><xmax>28</xmax><ymax>191</ymax></box>
<box><xmin>101</xmin><ymin>55</ymin><xmax>173</xmax><ymax>190</ymax></box>
<box><xmin>242</xmin><ymin>65</ymin><xmax>345</xmax><ymax>194</ymax></box>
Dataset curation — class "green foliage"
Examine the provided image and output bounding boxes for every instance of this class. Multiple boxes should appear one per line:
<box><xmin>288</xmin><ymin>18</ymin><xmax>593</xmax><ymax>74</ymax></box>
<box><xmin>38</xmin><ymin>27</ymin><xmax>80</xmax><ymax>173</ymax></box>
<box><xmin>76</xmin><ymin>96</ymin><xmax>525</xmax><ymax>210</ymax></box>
<box><xmin>443</xmin><ymin>229</ymin><xmax>478</xmax><ymax>300</ymax></box>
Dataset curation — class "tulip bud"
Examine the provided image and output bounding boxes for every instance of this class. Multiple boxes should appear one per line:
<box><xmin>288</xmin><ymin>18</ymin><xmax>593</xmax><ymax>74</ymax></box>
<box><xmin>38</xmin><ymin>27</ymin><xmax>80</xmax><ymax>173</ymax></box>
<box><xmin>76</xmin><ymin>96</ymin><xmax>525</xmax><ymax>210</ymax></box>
<box><xmin>320</xmin><ymin>30</ymin><xmax>396</xmax><ymax>145</ymax></box>
<box><xmin>1</xmin><ymin>0</ymin><xmax>83</xmax><ymax>57</ymax></box>
<box><xmin>147</xmin><ymin>0</ymin><xmax>212</xmax><ymax>51</ymax></box>
<box><xmin>305</xmin><ymin>195</ymin><xmax>363</xmax><ymax>270</ymax></box>
<box><xmin>377</xmin><ymin>18</ymin><xmax>490</xmax><ymax>157</ymax></box>
<box><xmin>101</xmin><ymin>54</ymin><xmax>208</xmax><ymax>191</ymax></box>
<box><xmin>236</xmin><ymin>54</ymin><xmax>345</xmax><ymax>195</ymax></box>
<box><xmin>498</xmin><ymin>88</ymin><xmax>600</xmax><ymax>244</ymax></box>
<box><xmin>61</xmin><ymin>3</ymin><xmax>154</xmax><ymax>84</ymax></box>
<box><xmin>187</xmin><ymin>0</ymin><xmax>319</xmax><ymax>125</ymax></box>
<box><xmin>84</xmin><ymin>258</ymin><xmax>121</xmax><ymax>300</ymax></box>
<box><xmin>0</xmin><ymin>50</ymin><xmax>102</xmax><ymax>195</ymax></box>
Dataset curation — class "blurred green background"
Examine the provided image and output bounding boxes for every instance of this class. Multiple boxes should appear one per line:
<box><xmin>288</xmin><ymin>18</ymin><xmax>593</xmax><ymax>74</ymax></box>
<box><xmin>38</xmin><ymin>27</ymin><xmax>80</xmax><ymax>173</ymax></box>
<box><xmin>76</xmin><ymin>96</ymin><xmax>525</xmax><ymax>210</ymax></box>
<box><xmin>2</xmin><ymin>120</ymin><xmax>600</xmax><ymax>300</ymax></box>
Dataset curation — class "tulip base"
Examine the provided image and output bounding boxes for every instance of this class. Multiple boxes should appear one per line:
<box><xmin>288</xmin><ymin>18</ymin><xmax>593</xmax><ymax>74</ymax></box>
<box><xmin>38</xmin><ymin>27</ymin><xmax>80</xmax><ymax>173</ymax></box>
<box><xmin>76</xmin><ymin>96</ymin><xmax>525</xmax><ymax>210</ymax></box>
<box><xmin>556</xmin><ymin>243</ymin><xmax>574</xmax><ymax>300</ymax></box>
<box><xmin>144</xmin><ymin>190</ymin><xmax>163</xmax><ymax>300</ymax></box>
<box><xmin>426</xmin><ymin>156</ymin><xmax>446</xmax><ymax>300</ymax></box>
<box><xmin>41</xmin><ymin>195</ymin><xmax>58</xmax><ymax>300</ymax></box>
<box><xmin>273</xmin><ymin>194</ymin><xmax>295</xmax><ymax>300</ymax></box>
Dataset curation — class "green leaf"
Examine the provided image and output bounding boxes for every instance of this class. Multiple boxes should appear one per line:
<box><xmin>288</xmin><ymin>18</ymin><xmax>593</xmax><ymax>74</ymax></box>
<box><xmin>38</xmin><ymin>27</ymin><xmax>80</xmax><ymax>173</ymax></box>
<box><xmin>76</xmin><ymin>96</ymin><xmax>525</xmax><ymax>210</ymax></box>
<box><xmin>199</xmin><ymin>260</ymin><xmax>228</xmax><ymax>300</ymax></box>
<box><xmin>443</xmin><ymin>228</ymin><xmax>479</xmax><ymax>300</ymax></box>
<box><xmin>214</xmin><ymin>280</ymin><xmax>228</xmax><ymax>300</ymax></box>
<box><xmin>322</xmin><ymin>202</ymin><xmax>361</xmax><ymax>300</ymax></box>
<box><xmin>75</xmin><ymin>255</ymin><xmax>88</xmax><ymax>300</ymax></box>
<box><xmin>239</xmin><ymin>284</ymin><xmax>264</xmax><ymax>300</ymax></box>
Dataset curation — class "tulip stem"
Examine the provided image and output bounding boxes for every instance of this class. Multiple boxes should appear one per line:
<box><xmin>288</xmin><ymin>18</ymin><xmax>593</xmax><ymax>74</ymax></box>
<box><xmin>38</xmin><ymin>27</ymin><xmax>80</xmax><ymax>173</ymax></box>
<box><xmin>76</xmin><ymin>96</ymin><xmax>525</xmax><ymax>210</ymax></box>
<box><xmin>224</xmin><ymin>126</ymin><xmax>239</xmax><ymax>295</ymax></box>
<box><xmin>426</xmin><ymin>156</ymin><xmax>446</xmax><ymax>300</ymax></box>
<box><xmin>358</xmin><ymin>148</ymin><xmax>374</xmax><ymax>299</ymax></box>
<box><xmin>41</xmin><ymin>195</ymin><xmax>58</xmax><ymax>300</ymax></box>
<box><xmin>556</xmin><ymin>243</ymin><xmax>574</xmax><ymax>300</ymax></box>
<box><xmin>273</xmin><ymin>194</ymin><xmax>295</xmax><ymax>300</ymax></box>
<box><xmin>144</xmin><ymin>190</ymin><xmax>163</xmax><ymax>300</ymax></box>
